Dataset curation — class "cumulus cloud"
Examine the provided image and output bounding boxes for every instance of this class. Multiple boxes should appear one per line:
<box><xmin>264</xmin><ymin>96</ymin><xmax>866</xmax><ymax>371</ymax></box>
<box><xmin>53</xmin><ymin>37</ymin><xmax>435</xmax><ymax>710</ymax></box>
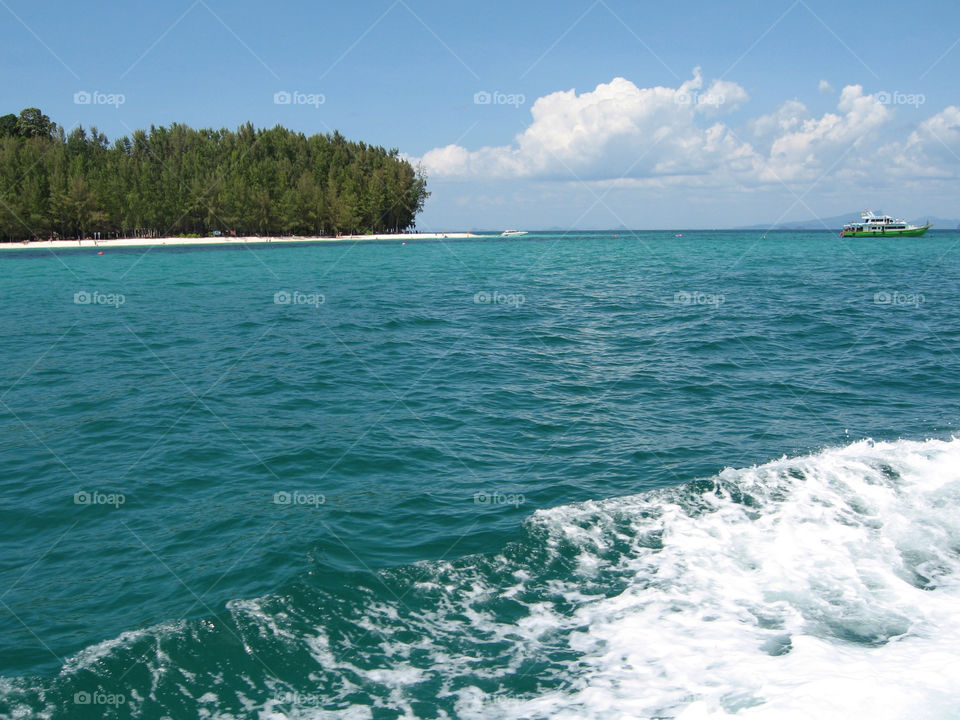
<box><xmin>750</xmin><ymin>100</ymin><xmax>810</xmax><ymax>147</ymax></box>
<box><xmin>886</xmin><ymin>106</ymin><xmax>960</xmax><ymax>178</ymax></box>
<box><xmin>697</xmin><ymin>77</ymin><xmax>750</xmax><ymax>116</ymax></box>
<box><xmin>819</xmin><ymin>79</ymin><xmax>834</xmax><ymax>95</ymax></box>
<box><xmin>761</xmin><ymin>85</ymin><xmax>891</xmax><ymax>182</ymax></box>
<box><xmin>420</xmin><ymin>72</ymin><xmax>955</xmax><ymax>190</ymax></box>
<box><xmin>422</xmin><ymin>69</ymin><xmax>755</xmax><ymax>182</ymax></box>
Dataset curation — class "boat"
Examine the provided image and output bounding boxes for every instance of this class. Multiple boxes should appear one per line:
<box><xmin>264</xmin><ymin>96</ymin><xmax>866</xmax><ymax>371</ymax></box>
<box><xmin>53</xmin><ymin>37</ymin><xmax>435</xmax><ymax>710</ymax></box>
<box><xmin>500</xmin><ymin>229</ymin><xmax>528</xmax><ymax>237</ymax></box>
<box><xmin>840</xmin><ymin>211</ymin><xmax>931</xmax><ymax>237</ymax></box>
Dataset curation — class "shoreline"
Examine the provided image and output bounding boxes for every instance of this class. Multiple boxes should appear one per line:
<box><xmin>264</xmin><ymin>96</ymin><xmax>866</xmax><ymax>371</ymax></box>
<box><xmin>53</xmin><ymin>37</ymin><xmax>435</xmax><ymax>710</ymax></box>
<box><xmin>0</xmin><ymin>232</ymin><xmax>483</xmax><ymax>251</ymax></box>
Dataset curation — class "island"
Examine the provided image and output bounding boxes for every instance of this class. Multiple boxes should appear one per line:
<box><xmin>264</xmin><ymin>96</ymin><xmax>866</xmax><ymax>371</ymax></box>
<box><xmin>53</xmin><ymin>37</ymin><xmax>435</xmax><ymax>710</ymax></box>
<box><xmin>0</xmin><ymin>108</ymin><xmax>430</xmax><ymax>243</ymax></box>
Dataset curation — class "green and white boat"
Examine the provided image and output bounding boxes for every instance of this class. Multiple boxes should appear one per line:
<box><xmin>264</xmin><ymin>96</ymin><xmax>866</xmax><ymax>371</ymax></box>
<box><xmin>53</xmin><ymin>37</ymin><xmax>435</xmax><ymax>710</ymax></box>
<box><xmin>840</xmin><ymin>211</ymin><xmax>931</xmax><ymax>237</ymax></box>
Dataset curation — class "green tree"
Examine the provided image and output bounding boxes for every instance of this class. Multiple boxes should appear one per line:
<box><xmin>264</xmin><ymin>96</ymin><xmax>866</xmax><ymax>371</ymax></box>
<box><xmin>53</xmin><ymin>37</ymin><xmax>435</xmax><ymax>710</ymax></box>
<box><xmin>16</xmin><ymin>108</ymin><xmax>55</xmax><ymax>139</ymax></box>
<box><xmin>0</xmin><ymin>114</ymin><xmax>18</xmax><ymax>138</ymax></box>
<box><xmin>0</xmin><ymin>108</ymin><xmax>430</xmax><ymax>242</ymax></box>
<box><xmin>53</xmin><ymin>177</ymin><xmax>101</xmax><ymax>238</ymax></box>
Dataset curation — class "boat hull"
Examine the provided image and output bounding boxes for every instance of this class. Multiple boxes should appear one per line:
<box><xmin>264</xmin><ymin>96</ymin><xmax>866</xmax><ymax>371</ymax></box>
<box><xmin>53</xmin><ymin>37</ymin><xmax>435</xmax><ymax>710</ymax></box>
<box><xmin>841</xmin><ymin>224</ymin><xmax>931</xmax><ymax>238</ymax></box>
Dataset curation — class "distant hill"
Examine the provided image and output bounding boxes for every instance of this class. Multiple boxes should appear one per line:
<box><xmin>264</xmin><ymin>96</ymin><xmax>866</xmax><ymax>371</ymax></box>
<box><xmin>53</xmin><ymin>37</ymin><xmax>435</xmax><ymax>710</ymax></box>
<box><xmin>737</xmin><ymin>212</ymin><xmax>959</xmax><ymax>231</ymax></box>
<box><xmin>907</xmin><ymin>216</ymin><xmax>959</xmax><ymax>229</ymax></box>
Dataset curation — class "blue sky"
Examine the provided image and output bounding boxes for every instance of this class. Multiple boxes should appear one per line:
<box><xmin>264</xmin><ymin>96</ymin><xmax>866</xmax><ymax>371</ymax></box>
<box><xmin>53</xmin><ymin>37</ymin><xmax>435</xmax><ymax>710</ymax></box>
<box><xmin>2</xmin><ymin>0</ymin><xmax>959</xmax><ymax>229</ymax></box>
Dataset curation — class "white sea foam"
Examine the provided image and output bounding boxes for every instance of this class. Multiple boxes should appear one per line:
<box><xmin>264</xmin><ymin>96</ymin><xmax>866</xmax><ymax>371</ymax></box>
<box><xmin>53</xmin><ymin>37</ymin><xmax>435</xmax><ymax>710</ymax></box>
<box><xmin>251</xmin><ymin>437</ymin><xmax>960</xmax><ymax>719</ymax></box>
<box><xmin>57</xmin><ymin>621</ymin><xmax>186</xmax><ymax>677</ymax></box>
<box><xmin>449</xmin><ymin>437</ymin><xmax>960</xmax><ymax>719</ymax></box>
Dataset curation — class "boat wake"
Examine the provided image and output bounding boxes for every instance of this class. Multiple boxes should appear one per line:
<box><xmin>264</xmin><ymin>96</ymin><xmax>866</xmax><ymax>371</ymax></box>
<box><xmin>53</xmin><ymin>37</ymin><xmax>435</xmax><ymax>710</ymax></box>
<box><xmin>2</xmin><ymin>437</ymin><xmax>960</xmax><ymax>718</ymax></box>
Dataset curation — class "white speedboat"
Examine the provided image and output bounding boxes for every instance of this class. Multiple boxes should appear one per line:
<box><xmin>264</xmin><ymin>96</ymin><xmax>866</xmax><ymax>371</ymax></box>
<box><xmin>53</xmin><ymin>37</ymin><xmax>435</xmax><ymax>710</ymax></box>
<box><xmin>500</xmin><ymin>229</ymin><xmax>528</xmax><ymax>237</ymax></box>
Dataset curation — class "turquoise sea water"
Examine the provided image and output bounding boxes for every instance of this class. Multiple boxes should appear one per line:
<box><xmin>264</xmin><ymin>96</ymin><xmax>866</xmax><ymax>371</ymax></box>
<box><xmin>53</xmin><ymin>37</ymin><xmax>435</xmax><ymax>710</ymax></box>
<box><xmin>1</xmin><ymin>231</ymin><xmax>959</xmax><ymax>719</ymax></box>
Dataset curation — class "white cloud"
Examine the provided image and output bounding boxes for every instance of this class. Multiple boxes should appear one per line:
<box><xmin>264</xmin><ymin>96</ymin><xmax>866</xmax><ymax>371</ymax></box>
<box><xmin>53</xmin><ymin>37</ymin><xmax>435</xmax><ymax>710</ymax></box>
<box><xmin>819</xmin><ymin>79</ymin><xmax>834</xmax><ymax>95</ymax></box>
<box><xmin>750</xmin><ymin>100</ymin><xmax>809</xmax><ymax>147</ymax></box>
<box><xmin>698</xmin><ymin>78</ymin><xmax>750</xmax><ymax>116</ymax></box>
<box><xmin>422</xmin><ymin>69</ymin><xmax>755</xmax><ymax>182</ymax></box>
<box><xmin>419</xmin><ymin>74</ymin><xmax>957</xmax><ymax>192</ymax></box>
<box><xmin>886</xmin><ymin>106</ymin><xmax>960</xmax><ymax>178</ymax></box>
<box><xmin>761</xmin><ymin>85</ymin><xmax>890</xmax><ymax>182</ymax></box>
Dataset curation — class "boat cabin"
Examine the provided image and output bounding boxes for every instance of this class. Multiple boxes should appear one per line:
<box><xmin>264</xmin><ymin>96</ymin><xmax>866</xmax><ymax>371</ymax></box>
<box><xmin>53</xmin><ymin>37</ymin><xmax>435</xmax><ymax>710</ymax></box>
<box><xmin>843</xmin><ymin>212</ymin><xmax>908</xmax><ymax>232</ymax></box>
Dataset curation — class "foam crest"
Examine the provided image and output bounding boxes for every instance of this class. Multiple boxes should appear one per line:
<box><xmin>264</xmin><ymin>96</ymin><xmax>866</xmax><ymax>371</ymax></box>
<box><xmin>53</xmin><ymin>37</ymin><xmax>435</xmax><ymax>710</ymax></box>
<box><xmin>485</xmin><ymin>437</ymin><xmax>960</xmax><ymax>718</ymax></box>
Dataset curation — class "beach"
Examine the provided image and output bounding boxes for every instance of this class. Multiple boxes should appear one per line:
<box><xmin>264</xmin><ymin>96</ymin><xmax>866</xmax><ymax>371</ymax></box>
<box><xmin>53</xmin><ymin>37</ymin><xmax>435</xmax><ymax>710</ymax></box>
<box><xmin>0</xmin><ymin>232</ymin><xmax>481</xmax><ymax>250</ymax></box>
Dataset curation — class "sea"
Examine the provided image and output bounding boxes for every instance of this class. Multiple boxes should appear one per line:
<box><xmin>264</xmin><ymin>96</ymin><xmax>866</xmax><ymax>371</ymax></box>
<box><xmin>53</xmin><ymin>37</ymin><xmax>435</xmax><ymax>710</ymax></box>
<box><xmin>1</xmin><ymin>230</ymin><xmax>959</xmax><ymax>719</ymax></box>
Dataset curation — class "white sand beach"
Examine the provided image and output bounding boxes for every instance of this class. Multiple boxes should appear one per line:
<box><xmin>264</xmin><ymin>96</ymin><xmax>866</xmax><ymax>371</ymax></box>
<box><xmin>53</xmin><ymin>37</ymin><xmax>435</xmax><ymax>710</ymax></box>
<box><xmin>0</xmin><ymin>232</ymin><xmax>483</xmax><ymax>251</ymax></box>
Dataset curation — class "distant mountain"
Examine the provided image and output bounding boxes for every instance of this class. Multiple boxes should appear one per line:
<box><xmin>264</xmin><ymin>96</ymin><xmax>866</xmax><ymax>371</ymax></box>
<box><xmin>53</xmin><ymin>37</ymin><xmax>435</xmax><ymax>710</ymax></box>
<box><xmin>737</xmin><ymin>212</ymin><xmax>959</xmax><ymax>231</ymax></box>
<box><xmin>736</xmin><ymin>213</ymin><xmax>851</xmax><ymax>231</ymax></box>
<box><xmin>909</xmin><ymin>216</ymin><xmax>960</xmax><ymax>229</ymax></box>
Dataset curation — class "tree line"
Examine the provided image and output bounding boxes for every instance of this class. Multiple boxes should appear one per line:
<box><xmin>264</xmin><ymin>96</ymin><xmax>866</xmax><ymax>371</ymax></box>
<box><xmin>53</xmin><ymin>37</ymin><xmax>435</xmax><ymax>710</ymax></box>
<box><xmin>0</xmin><ymin>108</ymin><xmax>430</xmax><ymax>242</ymax></box>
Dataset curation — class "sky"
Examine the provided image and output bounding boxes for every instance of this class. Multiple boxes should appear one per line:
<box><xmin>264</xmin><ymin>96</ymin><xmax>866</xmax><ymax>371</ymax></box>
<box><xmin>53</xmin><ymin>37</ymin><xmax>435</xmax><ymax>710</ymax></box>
<box><xmin>1</xmin><ymin>0</ymin><xmax>959</xmax><ymax>229</ymax></box>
